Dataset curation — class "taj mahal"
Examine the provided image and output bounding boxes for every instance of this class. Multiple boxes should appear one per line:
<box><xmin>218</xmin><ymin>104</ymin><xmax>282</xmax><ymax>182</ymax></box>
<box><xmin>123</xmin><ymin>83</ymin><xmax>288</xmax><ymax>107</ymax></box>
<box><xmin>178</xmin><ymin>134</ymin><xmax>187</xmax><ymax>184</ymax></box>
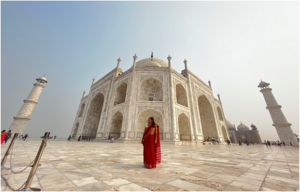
<box><xmin>70</xmin><ymin>53</ymin><xmax>230</xmax><ymax>144</ymax></box>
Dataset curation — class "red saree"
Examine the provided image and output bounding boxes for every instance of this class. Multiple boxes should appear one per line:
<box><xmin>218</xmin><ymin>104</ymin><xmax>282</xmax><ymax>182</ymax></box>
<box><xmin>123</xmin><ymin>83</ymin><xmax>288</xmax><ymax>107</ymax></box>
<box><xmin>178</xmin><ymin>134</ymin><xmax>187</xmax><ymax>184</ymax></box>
<box><xmin>1</xmin><ymin>132</ymin><xmax>7</xmax><ymax>144</ymax></box>
<box><xmin>142</xmin><ymin>124</ymin><xmax>161</xmax><ymax>168</ymax></box>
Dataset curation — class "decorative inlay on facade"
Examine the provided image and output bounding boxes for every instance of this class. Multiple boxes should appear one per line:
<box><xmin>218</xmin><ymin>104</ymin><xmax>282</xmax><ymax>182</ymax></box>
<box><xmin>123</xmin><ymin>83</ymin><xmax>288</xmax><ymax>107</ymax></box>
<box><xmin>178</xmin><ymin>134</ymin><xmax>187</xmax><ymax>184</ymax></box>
<box><xmin>137</xmin><ymin>106</ymin><xmax>164</xmax><ymax>116</ymax></box>
<box><xmin>91</xmin><ymin>76</ymin><xmax>113</xmax><ymax>91</ymax></box>
<box><xmin>140</xmin><ymin>75</ymin><xmax>163</xmax><ymax>83</ymax></box>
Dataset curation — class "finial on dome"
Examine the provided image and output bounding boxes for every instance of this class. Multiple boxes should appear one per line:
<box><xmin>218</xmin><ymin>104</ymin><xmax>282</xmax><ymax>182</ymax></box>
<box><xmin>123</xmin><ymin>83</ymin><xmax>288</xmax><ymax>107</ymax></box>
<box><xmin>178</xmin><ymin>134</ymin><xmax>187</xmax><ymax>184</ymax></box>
<box><xmin>208</xmin><ymin>80</ymin><xmax>211</xmax><ymax>88</ymax></box>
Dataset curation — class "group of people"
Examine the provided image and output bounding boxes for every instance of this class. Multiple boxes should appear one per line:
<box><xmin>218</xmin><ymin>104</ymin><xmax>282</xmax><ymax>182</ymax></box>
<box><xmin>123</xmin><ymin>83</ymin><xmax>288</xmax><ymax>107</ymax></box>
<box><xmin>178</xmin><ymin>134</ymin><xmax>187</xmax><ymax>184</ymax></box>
<box><xmin>265</xmin><ymin>140</ymin><xmax>287</xmax><ymax>147</ymax></box>
<box><xmin>19</xmin><ymin>134</ymin><xmax>29</xmax><ymax>141</ymax></box>
<box><xmin>1</xmin><ymin>130</ymin><xmax>12</xmax><ymax>144</ymax></box>
<box><xmin>77</xmin><ymin>135</ymin><xmax>91</xmax><ymax>141</ymax></box>
<box><xmin>238</xmin><ymin>140</ymin><xmax>255</xmax><ymax>146</ymax></box>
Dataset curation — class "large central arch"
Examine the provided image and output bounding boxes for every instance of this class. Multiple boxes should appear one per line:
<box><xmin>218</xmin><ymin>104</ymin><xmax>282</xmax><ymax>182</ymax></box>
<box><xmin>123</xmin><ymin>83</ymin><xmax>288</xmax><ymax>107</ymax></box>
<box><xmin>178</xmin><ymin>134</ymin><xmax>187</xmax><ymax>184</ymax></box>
<box><xmin>178</xmin><ymin>113</ymin><xmax>191</xmax><ymax>140</ymax></box>
<box><xmin>82</xmin><ymin>93</ymin><xmax>104</xmax><ymax>138</ymax></box>
<box><xmin>198</xmin><ymin>95</ymin><xmax>218</xmax><ymax>140</ymax></box>
<box><xmin>109</xmin><ymin>111</ymin><xmax>123</xmax><ymax>139</ymax></box>
<box><xmin>139</xmin><ymin>78</ymin><xmax>163</xmax><ymax>101</ymax></box>
<box><xmin>137</xmin><ymin>109</ymin><xmax>163</xmax><ymax>139</ymax></box>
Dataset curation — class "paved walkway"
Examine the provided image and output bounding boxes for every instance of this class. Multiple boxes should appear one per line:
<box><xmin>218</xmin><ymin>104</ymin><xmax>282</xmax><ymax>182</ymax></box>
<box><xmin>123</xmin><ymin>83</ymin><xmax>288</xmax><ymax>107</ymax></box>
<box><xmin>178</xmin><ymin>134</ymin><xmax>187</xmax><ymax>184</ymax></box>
<box><xmin>1</xmin><ymin>139</ymin><xmax>299</xmax><ymax>191</ymax></box>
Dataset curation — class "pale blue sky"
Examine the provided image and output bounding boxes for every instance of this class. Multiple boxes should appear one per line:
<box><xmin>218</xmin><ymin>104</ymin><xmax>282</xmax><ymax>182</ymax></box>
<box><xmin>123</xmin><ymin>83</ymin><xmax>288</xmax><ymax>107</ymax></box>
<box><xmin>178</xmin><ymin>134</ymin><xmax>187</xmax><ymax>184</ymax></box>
<box><xmin>1</xmin><ymin>1</ymin><xmax>299</xmax><ymax>141</ymax></box>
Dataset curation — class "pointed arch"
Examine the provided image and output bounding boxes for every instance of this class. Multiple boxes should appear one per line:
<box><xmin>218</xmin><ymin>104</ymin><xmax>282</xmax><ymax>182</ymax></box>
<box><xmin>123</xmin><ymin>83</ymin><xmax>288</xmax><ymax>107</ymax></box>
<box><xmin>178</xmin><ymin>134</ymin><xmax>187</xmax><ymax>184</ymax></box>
<box><xmin>82</xmin><ymin>93</ymin><xmax>104</xmax><ymax>138</ymax></box>
<box><xmin>109</xmin><ymin>111</ymin><xmax>123</xmax><ymax>139</ymax></box>
<box><xmin>176</xmin><ymin>84</ymin><xmax>188</xmax><ymax>107</ymax></box>
<box><xmin>78</xmin><ymin>103</ymin><xmax>85</xmax><ymax>117</ymax></box>
<box><xmin>114</xmin><ymin>82</ymin><xmax>127</xmax><ymax>105</ymax></box>
<box><xmin>140</xmin><ymin>78</ymin><xmax>163</xmax><ymax>101</ymax></box>
<box><xmin>198</xmin><ymin>95</ymin><xmax>218</xmax><ymax>140</ymax></box>
<box><xmin>178</xmin><ymin>113</ymin><xmax>191</xmax><ymax>141</ymax></box>
<box><xmin>137</xmin><ymin>109</ymin><xmax>163</xmax><ymax>139</ymax></box>
<box><xmin>222</xmin><ymin>126</ymin><xmax>229</xmax><ymax>141</ymax></box>
<box><xmin>72</xmin><ymin>122</ymin><xmax>79</xmax><ymax>138</ymax></box>
<box><xmin>217</xmin><ymin>107</ymin><xmax>224</xmax><ymax>121</ymax></box>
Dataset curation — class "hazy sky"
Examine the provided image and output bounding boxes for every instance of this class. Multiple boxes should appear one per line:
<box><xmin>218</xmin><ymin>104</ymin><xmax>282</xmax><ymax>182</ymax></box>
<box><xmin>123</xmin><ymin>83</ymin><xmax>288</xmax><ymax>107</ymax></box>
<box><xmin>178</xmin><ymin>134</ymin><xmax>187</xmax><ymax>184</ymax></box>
<box><xmin>1</xmin><ymin>1</ymin><xmax>299</xmax><ymax>141</ymax></box>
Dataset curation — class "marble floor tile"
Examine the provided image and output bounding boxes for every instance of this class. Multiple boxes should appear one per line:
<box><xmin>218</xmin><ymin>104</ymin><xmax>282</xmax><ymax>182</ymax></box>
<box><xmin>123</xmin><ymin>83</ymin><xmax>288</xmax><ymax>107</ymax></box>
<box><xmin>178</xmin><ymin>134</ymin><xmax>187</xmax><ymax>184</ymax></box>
<box><xmin>1</xmin><ymin>140</ymin><xmax>299</xmax><ymax>191</ymax></box>
<box><xmin>167</xmin><ymin>179</ymin><xmax>217</xmax><ymax>191</ymax></box>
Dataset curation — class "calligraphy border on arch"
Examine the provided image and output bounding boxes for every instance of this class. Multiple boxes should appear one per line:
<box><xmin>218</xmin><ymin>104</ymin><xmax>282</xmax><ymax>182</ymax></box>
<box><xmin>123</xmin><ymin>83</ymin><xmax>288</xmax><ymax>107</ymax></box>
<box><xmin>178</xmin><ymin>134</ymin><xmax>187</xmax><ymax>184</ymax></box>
<box><xmin>91</xmin><ymin>84</ymin><xmax>108</xmax><ymax>98</ymax></box>
<box><xmin>176</xmin><ymin>107</ymin><xmax>190</xmax><ymax>119</ymax></box>
<box><xmin>140</xmin><ymin>75</ymin><xmax>163</xmax><ymax>83</ymax></box>
<box><xmin>116</xmin><ymin>78</ymin><xmax>129</xmax><ymax>87</ymax></box>
<box><xmin>173</xmin><ymin>77</ymin><xmax>188</xmax><ymax>90</ymax></box>
<box><xmin>111</xmin><ymin>107</ymin><xmax>125</xmax><ymax>116</ymax></box>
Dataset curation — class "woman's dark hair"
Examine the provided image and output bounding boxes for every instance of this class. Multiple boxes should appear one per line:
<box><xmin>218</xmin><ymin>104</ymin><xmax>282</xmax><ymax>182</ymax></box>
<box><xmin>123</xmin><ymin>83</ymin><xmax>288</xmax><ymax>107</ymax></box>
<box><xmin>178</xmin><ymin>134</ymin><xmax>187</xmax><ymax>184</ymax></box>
<box><xmin>149</xmin><ymin>117</ymin><xmax>156</xmax><ymax>127</ymax></box>
<box><xmin>1</xmin><ymin>130</ymin><xmax>6</xmax><ymax>133</ymax></box>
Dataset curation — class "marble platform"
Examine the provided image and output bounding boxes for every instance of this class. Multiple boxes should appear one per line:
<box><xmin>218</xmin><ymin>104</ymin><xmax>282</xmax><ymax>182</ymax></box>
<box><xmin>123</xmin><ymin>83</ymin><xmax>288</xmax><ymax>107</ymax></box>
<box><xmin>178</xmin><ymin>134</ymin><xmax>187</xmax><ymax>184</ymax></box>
<box><xmin>1</xmin><ymin>139</ymin><xmax>299</xmax><ymax>191</ymax></box>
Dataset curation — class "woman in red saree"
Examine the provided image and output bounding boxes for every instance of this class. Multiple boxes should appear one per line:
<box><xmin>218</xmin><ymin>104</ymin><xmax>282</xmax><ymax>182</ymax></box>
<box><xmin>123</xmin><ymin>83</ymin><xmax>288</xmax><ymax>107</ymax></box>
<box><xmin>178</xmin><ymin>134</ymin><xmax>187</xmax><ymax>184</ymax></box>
<box><xmin>1</xmin><ymin>130</ymin><xmax>7</xmax><ymax>144</ymax></box>
<box><xmin>141</xmin><ymin>117</ymin><xmax>161</xmax><ymax>169</ymax></box>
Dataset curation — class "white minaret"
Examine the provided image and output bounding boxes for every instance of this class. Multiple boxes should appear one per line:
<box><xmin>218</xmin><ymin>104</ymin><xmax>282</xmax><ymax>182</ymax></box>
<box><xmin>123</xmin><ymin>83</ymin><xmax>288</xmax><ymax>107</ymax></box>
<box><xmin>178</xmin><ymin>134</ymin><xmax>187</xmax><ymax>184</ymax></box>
<box><xmin>258</xmin><ymin>80</ymin><xmax>298</xmax><ymax>146</ymax></box>
<box><xmin>8</xmin><ymin>76</ymin><xmax>48</xmax><ymax>135</ymax></box>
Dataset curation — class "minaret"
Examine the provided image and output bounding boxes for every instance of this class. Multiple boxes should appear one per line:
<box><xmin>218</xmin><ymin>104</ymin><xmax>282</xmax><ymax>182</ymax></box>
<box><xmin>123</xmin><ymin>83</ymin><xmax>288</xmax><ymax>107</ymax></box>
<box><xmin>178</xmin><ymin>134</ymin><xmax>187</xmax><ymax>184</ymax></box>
<box><xmin>9</xmin><ymin>76</ymin><xmax>48</xmax><ymax>135</ymax></box>
<box><xmin>258</xmin><ymin>80</ymin><xmax>298</xmax><ymax>146</ymax></box>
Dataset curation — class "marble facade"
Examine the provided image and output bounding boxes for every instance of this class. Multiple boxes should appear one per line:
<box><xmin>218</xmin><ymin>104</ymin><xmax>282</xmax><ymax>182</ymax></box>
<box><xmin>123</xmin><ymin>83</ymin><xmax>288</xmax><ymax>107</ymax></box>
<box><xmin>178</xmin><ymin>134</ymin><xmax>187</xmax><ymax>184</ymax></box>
<box><xmin>70</xmin><ymin>55</ymin><xmax>229</xmax><ymax>144</ymax></box>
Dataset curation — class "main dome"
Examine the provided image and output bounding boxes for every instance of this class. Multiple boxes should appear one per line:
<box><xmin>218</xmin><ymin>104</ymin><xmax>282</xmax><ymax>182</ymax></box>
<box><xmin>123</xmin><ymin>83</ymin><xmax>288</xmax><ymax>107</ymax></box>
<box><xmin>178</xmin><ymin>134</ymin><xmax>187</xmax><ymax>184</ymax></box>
<box><xmin>136</xmin><ymin>58</ymin><xmax>168</xmax><ymax>68</ymax></box>
<box><xmin>237</xmin><ymin>123</ymin><xmax>250</xmax><ymax>131</ymax></box>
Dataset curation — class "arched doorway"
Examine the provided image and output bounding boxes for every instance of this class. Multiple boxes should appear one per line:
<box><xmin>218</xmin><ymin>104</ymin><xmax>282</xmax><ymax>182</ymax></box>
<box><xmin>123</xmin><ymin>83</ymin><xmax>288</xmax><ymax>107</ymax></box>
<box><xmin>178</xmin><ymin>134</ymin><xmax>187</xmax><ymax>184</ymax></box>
<box><xmin>114</xmin><ymin>83</ymin><xmax>127</xmax><ymax>105</ymax></box>
<box><xmin>83</xmin><ymin>93</ymin><xmax>104</xmax><ymax>138</ymax></box>
<box><xmin>178</xmin><ymin>113</ymin><xmax>191</xmax><ymax>141</ymax></box>
<box><xmin>137</xmin><ymin>109</ymin><xmax>163</xmax><ymax>139</ymax></box>
<box><xmin>78</xmin><ymin>103</ymin><xmax>85</xmax><ymax>117</ymax></box>
<box><xmin>222</xmin><ymin>126</ymin><xmax>228</xmax><ymax>141</ymax></box>
<box><xmin>109</xmin><ymin>111</ymin><xmax>123</xmax><ymax>139</ymax></box>
<box><xmin>217</xmin><ymin>107</ymin><xmax>224</xmax><ymax>121</ymax></box>
<box><xmin>140</xmin><ymin>78</ymin><xmax>163</xmax><ymax>101</ymax></box>
<box><xmin>176</xmin><ymin>84</ymin><xmax>188</xmax><ymax>107</ymax></box>
<box><xmin>72</xmin><ymin>123</ymin><xmax>79</xmax><ymax>138</ymax></box>
<box><xmin>198</xmin><ymin>95</ymin><xmax>218</xmax><ymax>141</ymax></box>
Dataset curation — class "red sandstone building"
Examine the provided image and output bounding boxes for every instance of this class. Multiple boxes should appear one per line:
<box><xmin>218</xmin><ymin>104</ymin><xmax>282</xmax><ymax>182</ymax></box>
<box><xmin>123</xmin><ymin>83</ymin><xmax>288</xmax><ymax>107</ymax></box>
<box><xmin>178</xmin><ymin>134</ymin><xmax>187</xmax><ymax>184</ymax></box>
<box><xmin>226</xmin><ymin>121</ymin><xmax>262</xmax><ymax>144</ymax></box>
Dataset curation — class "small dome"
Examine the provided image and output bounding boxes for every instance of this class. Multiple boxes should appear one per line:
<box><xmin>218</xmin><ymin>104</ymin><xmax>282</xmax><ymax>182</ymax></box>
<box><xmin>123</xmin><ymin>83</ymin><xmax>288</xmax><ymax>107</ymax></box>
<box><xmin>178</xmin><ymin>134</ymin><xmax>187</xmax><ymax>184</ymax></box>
<box><xmin>136</xmin><ymin>58</ymin><xmax>168</xmax><ymax>67</ymax></box>
<box><xmin>258</xmin><ymin>80</ymin><xmax>270</xmax><ymax>88</ymax></box>
<box><xmin>237</xmin><ymin>122</ymin><xmax>250</xmax><ymax>131</ymax></box>
<box><xmin>36</xmin><ymin>76</ymin><xmax>47</xmax><ymax>83</ymax></box>
<box><xmin>250</xmin><ymin>124</ymin><xmax>258</xmax><ymax>130</ymax></box>
<box><xmin>146</xmin><ymin>61</ymin><xmax>161</xmax><ymax>67</ymax></box>
<box><xmin>226</xmin><ymin>120</ymin><xmax>236</xmax><ymax>130</ymax></box>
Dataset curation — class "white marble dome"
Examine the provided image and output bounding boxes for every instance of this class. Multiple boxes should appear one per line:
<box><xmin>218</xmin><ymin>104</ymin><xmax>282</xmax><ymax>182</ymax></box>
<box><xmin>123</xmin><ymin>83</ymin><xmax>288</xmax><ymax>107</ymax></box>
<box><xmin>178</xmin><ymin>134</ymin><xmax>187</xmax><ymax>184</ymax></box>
<box><xmin>237</xmin><ymin>123</ymin><xmax>250</xmax><ymax>131</ymax></box>
<box><xmin>136</xmin><ymin>58</ymin><xmax>168</xmax><ymax>67</ymax></box>
<box><xmin>226</xmin><ymin>120</ymin><xmax>235</xmax><ymax>129</ymax></box>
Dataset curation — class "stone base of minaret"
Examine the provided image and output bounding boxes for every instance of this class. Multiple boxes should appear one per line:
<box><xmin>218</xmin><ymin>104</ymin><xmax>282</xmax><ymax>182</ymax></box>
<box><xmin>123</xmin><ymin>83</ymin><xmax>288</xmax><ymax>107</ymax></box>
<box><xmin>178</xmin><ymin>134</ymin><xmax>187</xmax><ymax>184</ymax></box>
<box><xmin>274</xmin><ymin>124</ymin><xmax>299</xmax><ymax>146</ymax></box>
<box><xmin>9</xmin><ymin>117</ymin><xmax>30</xmax><ymax>136</ymax></box>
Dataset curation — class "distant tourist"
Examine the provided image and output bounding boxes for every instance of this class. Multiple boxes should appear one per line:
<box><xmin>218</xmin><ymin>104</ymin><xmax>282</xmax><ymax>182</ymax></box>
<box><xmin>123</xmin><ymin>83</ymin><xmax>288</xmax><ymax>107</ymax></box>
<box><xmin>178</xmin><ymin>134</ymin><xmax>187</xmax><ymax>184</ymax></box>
<box><xmin>89</xmin><ymin>137</ymin><xmax>91</xmax><ymax>141</ymax></box>
<box><xmin>1</xmin><ymin>130</ymin><xmax>7</xmax><ymax>144</ymax></box>
<box><xmin>203</xmin><ymin>140</ymin><xmax>206</xmax><ymax>145</ymax></box>
<box><xmin>290</xmin><ymin>142</ymin><xmax>293</xmax><ymax>146</ymax></box>
<box><xmin>19</xmin><ymin>135</ymin><xmax>23</xmax><ymax>140</ymax></box>
<box><xmin>282</xmin><ymin>141</ymin><xmax>285</xmax><ymax>146</ymax></box>
<box><xmin>227</xmin><ymin>139</ymin><xmax>231</xmax><ymax>145</ymax></box>
<box><xmin>4</xmin><ymin>130</ymin><xmax>12</xmax><ymax>143</ymax></box>
<box><xmin>86</xmin><ymin>136</ymin><xmax>89</xmax><ymax>141</ymax></box>
<box><xmin>54</xmin><ymin>135</ymin><xmax>56</xmax><ymax>140</ymax></box>
<box><xmin>67</xmin><ymin>135</ymin><xmax>71</xmax><ymax>141</ymax></box>
<box><xmin>23</xmin><ymin>134</ymin><xmax>28</xmax><ymax>141</ymax></box>
<box><xmin>78</xmin><ymin>135</ymin><xmax>81</xmax><ymax>141</ymax></box>
<box><xmin>216</xmin><ymin>138</ymin><xmax>219</xmax><ymax>145</ymax></box>
<box><xmin>111</xmin><ymin>136</ymin><xmax>114</xmax><ymax>143</ymax></box>
<box><xmin>238</xmin><ymin>140</ymin><xmax>242</xmax><ymax>146</ymax></box>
